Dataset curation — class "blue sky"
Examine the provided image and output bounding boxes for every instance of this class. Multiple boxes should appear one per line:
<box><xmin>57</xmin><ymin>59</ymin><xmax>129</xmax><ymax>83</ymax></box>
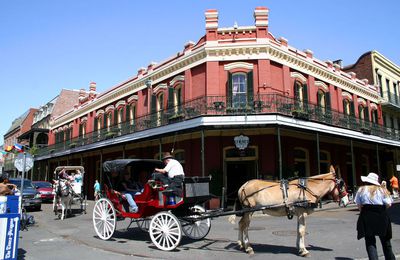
<box><xmin>1</xmin><ymin>1</ymin><xmax>399</xmax><ymax>144</ymax></box>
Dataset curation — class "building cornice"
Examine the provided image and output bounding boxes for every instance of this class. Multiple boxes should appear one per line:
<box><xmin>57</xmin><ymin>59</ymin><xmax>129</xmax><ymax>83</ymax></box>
<box><xmin>51</xmin><ymin>37</ymin><xmax>381</xmax><ymax>130</ymax></box>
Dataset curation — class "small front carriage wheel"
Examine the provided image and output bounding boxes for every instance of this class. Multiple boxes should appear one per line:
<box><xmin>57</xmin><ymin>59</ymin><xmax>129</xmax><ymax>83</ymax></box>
<box><xmin>182</xmin><ymin>205</ymin><xmax>211</xmax><ymax>240</ymax></box>
<box><xmin>92</xmin><ymin>198</ymin><xmax>116</xmax><ymax>240</ymax></box>
<box><xmin>149</xmin><ymin>212</ymin><xmax>182</xmax><ymax>251</ymax></box>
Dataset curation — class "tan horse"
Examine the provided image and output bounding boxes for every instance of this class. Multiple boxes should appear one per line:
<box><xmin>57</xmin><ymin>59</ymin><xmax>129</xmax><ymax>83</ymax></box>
<box><xmin>229</xmin><ymin>165</ymin><xmax>342</xmax><ymax>257</ymax></box>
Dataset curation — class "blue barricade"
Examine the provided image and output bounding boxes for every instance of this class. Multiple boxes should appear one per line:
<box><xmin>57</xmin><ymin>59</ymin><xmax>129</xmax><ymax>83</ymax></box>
<box><xmin>0</xmin><ymin>196</ymin><xmax>20</xmax><ymax>260</ymax></box>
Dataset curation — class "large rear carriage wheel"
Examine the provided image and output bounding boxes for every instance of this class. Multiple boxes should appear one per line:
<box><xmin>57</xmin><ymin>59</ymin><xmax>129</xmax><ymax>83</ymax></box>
<box><xmin>182</xmin><ymin>205</ymin><xmax>211</xmax><ymax>240</ymax></box>
<box><xmin>149</xmin><ymin>212</ymin><xmax>182</xmax><ymax>251</ymax></box>
<box><xmin>93</xmin><ymin>198</ymin><xmax>116</xmax><ymax>240</ymax></box>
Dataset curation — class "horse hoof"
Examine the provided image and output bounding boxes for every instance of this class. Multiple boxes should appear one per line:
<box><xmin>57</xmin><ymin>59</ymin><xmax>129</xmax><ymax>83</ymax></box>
<box><xmin>246</xmin><ymin>247</ymin><xmax>254</xmax><ymax>255</ymax></box>
<box><xmin>299</xmin><ymin>251</ymin><xmax>310</xmax><ymax>257</ymax></box>
<box><xmin>237</xmin><ymin>241</ymin><xmax>243</xmax><ymax>249</ymax></box>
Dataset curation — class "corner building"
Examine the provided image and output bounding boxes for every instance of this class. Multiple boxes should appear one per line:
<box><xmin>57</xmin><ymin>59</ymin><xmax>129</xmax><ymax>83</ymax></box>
<box><xmin>34</xmin><ymin>7</ymin><xmax>400</xmax><ymax>203</ymax></box>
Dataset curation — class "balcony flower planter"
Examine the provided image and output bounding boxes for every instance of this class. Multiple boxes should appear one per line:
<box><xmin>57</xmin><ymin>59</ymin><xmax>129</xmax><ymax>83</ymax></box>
<box><xmin>292</xmin><ymin>110</ymin><xmax>309</xmax><ymax>120</ymax></box>
<box><xmin>69</xmin><ymin>143</ymin><xmax>77</xmax><ymax>148</ymax></box>
<box><xmin>360</xmin><ymin>127</ymin><xmax>371</xmax><ymax>135</ymax></box>
<box><xmin>168</xmin><ymin>114</ymin><xmax>184</xmax><ymax>123</ymax></box>
<box><xmin>105</xmin><ymin>132</ymin><xmax>116</xmax><ymax>139</ymax></box>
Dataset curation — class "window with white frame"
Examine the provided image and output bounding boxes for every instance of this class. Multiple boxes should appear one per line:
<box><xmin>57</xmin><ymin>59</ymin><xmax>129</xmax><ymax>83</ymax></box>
<box><xmin>232</xmin><ymin>73</ymin><xmax>247</xmax><ymax>107</ymax></box>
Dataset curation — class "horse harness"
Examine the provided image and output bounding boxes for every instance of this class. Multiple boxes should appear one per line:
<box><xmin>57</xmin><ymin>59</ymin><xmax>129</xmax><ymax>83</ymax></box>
<box><xmin>240</xmin><ymin>176</ymin><xmax>339</xmax><ymax>220</ymax></box>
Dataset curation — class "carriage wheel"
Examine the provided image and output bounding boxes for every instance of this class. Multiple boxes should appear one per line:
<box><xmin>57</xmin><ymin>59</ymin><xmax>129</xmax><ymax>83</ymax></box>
<box><xmin>136</xmin><ymin>219</ymin><xmax>150</xmax><ymax>232</ymax></box>
<box><xmin>93</xmin><ymin>198</ymin><xmax>116</xmax><ymax>240</ymax></box>
<box><xmin>182</xmin><ymin>205</ymin><xmax>211</xmax><ymax>240</ymax></box>
<box><xmin>149</xmin><ymin>212</ymin><xmax>182</xmax><ymax>251</ymax></box>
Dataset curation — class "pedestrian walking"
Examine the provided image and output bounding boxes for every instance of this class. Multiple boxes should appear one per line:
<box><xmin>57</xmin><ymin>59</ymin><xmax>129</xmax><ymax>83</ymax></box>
<box><xmin>390</xmin><ymin>174</ymin><xmax>398</xmax><ymax>199</ymax></box>
<box><xmin>94</xmin><ymin>180</ymin><xmax>101</xmax><ymax>201</ymax></box>
<box><xmin>355</xmin><ymin>172</ymin><xmax>395</xmax><ymax>260</ymax></box>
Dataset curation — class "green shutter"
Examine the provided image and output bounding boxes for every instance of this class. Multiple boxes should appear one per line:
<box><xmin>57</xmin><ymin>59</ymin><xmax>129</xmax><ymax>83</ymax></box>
<box><xmin>94</xmin><ymin>117</ymin><xmax>98</xmax><ymax>131</ymax></box>
<box><xmin>247</xmin><ymin>71</ymin><xmax>254</xmax><ymax>106</ymax></box>
<box><xmin>365</xmin><ymin>107</ymin><xmax>370</xmax><ymax>122</ymax></box>
<box><xmin>342</xmin><ymin>100</ymin><xmax>347</xmax><ymax>114</ymax></box>
<box><xmin>125</xmin><ymin>104</ymin><xmax>130</xmax><ymax>122</ymax></box>
<box><xmin>103</xmin><ymin>114</ymin><xmax>107</xmax><ymax>128</ymax></box>
<box><xmin>350</xmin><ymin>101</ymin><xmax>355</xmax><ymax>116</ymax></box>
<box><xmin>302</xmin><ymin>83</ymin><xmax>308</xmax><ymax>111</ymax></box>
<box><xmin>114</xmin><ymin>109</ymin><xmax>118</xmax><ymax>125</ymax></box>
<box><xmin>167</xmin><ymin>87</ymin><xmax>174</xmax><ymax>111</ymax></box>
<box><xmin>227</xmin><ymin>72</ymin><xmax>232</xmax><ymax>107</ymax></box>
<box><xmin>151</xmin><ymin>95</ymin><xmax>157</xmax><ymax>114</ymax></box>
<box><xmin>79</xmin><ymin>124</ymin><xmax>82</xmax><ymax>136</ymax></box>
<box><xmin>325</xmin><ymin>92</ymin><xmax>331</xmax><ymax>110</ymax></box>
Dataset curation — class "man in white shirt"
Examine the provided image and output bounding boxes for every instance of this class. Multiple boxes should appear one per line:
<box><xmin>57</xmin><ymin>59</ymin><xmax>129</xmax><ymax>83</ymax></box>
<box><xmin>152</xmin><ymin>152</ymin><xmax>185</xmax><ymax>191</ymax></box>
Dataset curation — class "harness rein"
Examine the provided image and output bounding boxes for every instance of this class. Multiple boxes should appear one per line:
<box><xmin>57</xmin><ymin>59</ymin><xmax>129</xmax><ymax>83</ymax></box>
<box><xmin>240</xmin><ymin>175</ymin><xmax>339</xmax><ymax>219</ymax></box>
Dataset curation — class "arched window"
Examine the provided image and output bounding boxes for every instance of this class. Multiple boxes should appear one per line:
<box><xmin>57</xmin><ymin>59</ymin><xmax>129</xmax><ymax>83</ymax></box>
<box><xmin>157</xmin><ymin>93</ymin><xmax>164</xmax><ymax>125</ymax></box>
<box><xmin>294</xmin><ymin>81</ymin><xmax>303</xmax><ymax>102</ymax></box>
<box><xmin>343</xmin><ymin>99</ymin><xmax>351</xmax><ymax>116</ymax></box>
<box><xmin>294</xmin><ymin>147</ymin><xmax>309</xmax><ymax>177</ymax></box>
<box><xmin>106</xmin><ymin>112</ymin><xmax>112</xmax><ymax>130</ymax></box>
<box><xmin>317</xmin><ymin>90</ymin><xmax>326</xmax><ymax>114</ymax></box>
<box><xmin>232</xmin><ymin>73</ymin><xmax>247</xmax><ymax>107</ymax></box>
<box><xmin>129</xmin><ymin>104</ymin><xmax>136</xmax><ymax>126</ymax></box>
<box><xmin>174</xmin><ymin>85</ymin><xmax>182</xmax><ymax>113</ymax></box>
<box><xmin>80</xmin><ymin>122</ymin><xmax>86</xmax><ymax>138</ymax></box>
<box><xmin>371</xmin><ymin>109</ymin><xmax>378</xmax><ymax>124</ymax></box>
<box><xmin>117</xmin><ymin>108</ymin><xmax>123</xmax><ymax>125</ymax></box>
<box><xmin>358</xmin><ymin>104</ymin><xmax>365</xmax><ymax>120</ymax></box>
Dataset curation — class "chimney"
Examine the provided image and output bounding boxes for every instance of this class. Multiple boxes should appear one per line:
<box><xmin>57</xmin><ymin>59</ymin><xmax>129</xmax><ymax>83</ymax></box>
<box><xmin>147</xmin><ymin>62</ymin><xmax>157</xmax><ymax>72</ymax></box>
<box><xmin>279</xmin><ymin>37</ymin><xmax>288</xmax><ymax>47</ymax></box>
<box><xmin>89</xmin><ymin>82</ymin><xmax>96</xmax><ymax>92</ymax></box>
<box><xmin>304</xmin><ymin>49</ymin><xmax>313</xmax><ymax>59</ymax></box>
<box><xmin>254</xmin><ymin>7</ymin><xmax>269</xmax><ymax>38</ymax></box>
<box><xmin>137</xmin><ymin>67</ymin><xmax>146</xmax><ymax>78</ymax></box>
<box><xmin>205</xmin><ymin>9</ymin><xmax>218</xmax><ymax>41</ymax></box>
<box><xmin>333</xmin><ymin>59</ymin><xmax>343</xmax><ymax>68</ymax></box>
<box><xmin>89</xmin><ymin>82</ymin><xmax>97</xmax><ymax>99</ymax></box>
<box><xmin>184</xmin><ymin>41</ymin><xmax>195</xmax><ymax>52</ymax></box>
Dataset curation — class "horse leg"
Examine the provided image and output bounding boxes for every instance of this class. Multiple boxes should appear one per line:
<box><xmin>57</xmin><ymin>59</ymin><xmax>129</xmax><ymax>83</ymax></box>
<box><xmin>239</xmin><ymin>213</ymin><xmax>254</xmax><ymax>254</ymax></box>
<box><xmin>296</xmin><ymin>210</ymin><xmax>309</xmax><ymax>257</ymax></box>
<box><xmin>61</xmin><ymin>201</ymin><xmax>65</xmax><ymax>220</ymax></box>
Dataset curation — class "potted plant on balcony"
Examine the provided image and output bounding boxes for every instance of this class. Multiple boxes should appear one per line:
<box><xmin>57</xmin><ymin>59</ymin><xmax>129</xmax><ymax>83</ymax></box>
<box><xmin>69</xmin><ymin>142</ymin><xmax>77</xmax><ymax>148</ymax></box>
<box><xmin>168</xmin><ymin>113</ymin><xmax>185</xmax><ymax>123</ymax></box>
<box><xmin>291</xmin><ymin>109</ymin><xmax>309</xmax><ymax>120</ymax></box>
<box><xmin>105</xmin><ymin>131</ymin><xmax>116</xmax><ymax>139</ymax></box>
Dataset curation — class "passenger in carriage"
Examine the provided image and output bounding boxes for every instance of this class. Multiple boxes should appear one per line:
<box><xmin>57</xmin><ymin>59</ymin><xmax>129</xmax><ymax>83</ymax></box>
<box><xmin>110</xmin><ymin>170</ymin><xmax>138</xmax><ymax>213</ymax></box>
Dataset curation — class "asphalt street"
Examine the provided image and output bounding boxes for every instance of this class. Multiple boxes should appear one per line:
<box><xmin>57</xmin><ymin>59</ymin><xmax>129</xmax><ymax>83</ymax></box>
<box><xmin>17</xmin><ymin>200</ymin><xmax>400</xmax><ymax>260</ymax></box>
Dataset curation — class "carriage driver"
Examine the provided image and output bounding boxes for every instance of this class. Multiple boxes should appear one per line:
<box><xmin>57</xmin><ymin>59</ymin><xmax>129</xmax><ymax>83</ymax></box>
<box><xmin>152</xmin><ymin>152</ymin><xmax>185</xmax><ymax>195</ymax></box>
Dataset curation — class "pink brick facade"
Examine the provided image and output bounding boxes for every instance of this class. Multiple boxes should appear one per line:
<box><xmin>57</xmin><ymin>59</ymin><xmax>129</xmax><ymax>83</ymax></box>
<box><xmin>33</xmin><ymin>7</ymin><xmax>399</xmax><ymax>200</ymax></box>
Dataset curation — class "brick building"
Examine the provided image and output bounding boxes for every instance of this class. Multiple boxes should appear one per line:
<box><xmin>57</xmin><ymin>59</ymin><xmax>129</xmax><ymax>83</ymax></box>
<box><xmin>33</xmin><ymin>7</ymin><xmax>400</xmax><ymax>203</ymax></box>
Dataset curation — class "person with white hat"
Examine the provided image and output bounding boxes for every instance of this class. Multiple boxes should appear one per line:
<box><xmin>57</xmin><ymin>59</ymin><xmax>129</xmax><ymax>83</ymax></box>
<box><xmin>151</xmin><ymin>152</ymin><xmax>185</xmax><ymax>194</ymax></box>
<box><xmin>355</xmin><ymin>172</ymin><xmax>395</xmax><ymax>260</ymax></box>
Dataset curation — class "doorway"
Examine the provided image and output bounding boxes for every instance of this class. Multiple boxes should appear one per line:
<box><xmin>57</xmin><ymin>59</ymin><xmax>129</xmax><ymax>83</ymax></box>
<box><xmin>226</xmin><ymin>161</ymin><xmax>256</xmax><ymax>205</ymax></box>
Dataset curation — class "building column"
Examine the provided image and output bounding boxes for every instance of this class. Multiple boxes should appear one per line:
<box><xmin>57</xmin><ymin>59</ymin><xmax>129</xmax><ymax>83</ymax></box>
<box><xmin>316</xmin><ymin>132</ymin><xmax>320</xmax><ymax>174</ymax></box>
<box><xmin>201</xmin><ymin>130</ymin><xmax>205</xmax><ymax>177</ymax></box>
<box><xmin>350</xmin><ymin>140</ymin><xmax>356</xmax><ymax>190</ymax></box>
<box><xmin>277</xmin><ymin>127</ymin><xmax>282</xmax><ymax>179</ymax></box>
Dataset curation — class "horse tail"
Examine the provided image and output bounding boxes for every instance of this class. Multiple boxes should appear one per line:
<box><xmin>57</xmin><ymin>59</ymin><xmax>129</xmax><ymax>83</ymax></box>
<box><xmin>228</xmin><ymin>200</ymin><xmax>237</xmax><ymax>224</ymax></box>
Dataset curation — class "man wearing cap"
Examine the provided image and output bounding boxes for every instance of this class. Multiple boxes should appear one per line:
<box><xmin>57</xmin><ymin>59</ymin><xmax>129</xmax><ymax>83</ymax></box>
<box><xmin>355</xmin><ymin>172</ymin><xmax>395</xmax><ymax>260</ymax></box>
<box><xmin>152</xmin><ymin>152</ymin><xmax>185</xmax><ymax>192</ymax></box>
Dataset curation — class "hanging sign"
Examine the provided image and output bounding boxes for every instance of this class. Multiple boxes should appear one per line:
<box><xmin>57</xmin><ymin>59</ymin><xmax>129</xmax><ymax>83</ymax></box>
<box><xmin>234</xmin><ymin>134</ymin><xmax>249</xmax><ymax>150</ymax></box>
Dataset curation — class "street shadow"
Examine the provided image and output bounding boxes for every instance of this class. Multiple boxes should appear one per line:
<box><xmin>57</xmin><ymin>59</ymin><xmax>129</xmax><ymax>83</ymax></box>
<box><xmin>224</xmin><ymin>242</ymin><xmax>332</xmax><ymax>255</ymax></box>
<box><xmin>388</xmin><ymin>202</ymin><xmax>400</xmax><ymax>225</ymax></box>
<box><xmin>17</xmin><ymin>248</ymin><xmax>27</xmax><ymax>259</ymax></box>
<box><xmin>334</xmin><ymin>257</ymin><xmax>354</xmax><ymax>260</ymax></box>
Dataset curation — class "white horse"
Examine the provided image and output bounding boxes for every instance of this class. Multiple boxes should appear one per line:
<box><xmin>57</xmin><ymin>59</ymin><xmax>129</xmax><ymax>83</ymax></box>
<box><xmin>229</xmin><ymin>166</ymin><xmax>345</xmax><ymax>257</ymax></box>
<box><xmin>53</xmin><ymin>179</ymin><xmax>73</xmax><ymax>220</ymax></box>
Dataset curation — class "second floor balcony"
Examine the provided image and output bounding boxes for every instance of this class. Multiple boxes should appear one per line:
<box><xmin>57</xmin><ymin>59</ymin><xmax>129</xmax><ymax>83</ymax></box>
<box><xmin>36</xmin><ymin>93</ymin><xmax>400</xmax><ymax>158</ymax></box>
<box><xmin>381</xmin><ymin>91</ymin><xmax>400</xmax><ymax>110</ymax></box>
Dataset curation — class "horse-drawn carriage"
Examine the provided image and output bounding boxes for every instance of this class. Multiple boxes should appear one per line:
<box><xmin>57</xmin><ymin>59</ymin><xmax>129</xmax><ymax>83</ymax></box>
<box><xmin>92</xmin><ymin>159</ymin><xmax>212</xmax><ymax>251</ymax></box>
<box><xmin>53</xmin><ymin>166</ymin><xmax>87</xmax><ymax>219</ymax></box>
<box><xmin>92</xmin><ymin>160</ymin><xmax>348</xmax><ymax>256</ymax></box>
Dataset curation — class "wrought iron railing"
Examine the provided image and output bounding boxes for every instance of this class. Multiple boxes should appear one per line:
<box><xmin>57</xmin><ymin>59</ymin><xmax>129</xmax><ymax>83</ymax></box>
<box><xmin>382</xmin><ymin>91</ymin><xmax>400</xmax><ymax>106</ymax></box>
<box><xmin>36</xmin><ymin>94</ymin><xmax>400</xmax><ymax>157</ymax></box>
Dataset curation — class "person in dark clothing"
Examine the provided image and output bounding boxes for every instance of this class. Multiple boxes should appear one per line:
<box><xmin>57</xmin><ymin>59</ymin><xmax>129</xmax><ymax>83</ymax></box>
<box><xmin>354</xmin><ymin>172</ymin><xmax>395</xmax><ymax>260</ymax></box>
